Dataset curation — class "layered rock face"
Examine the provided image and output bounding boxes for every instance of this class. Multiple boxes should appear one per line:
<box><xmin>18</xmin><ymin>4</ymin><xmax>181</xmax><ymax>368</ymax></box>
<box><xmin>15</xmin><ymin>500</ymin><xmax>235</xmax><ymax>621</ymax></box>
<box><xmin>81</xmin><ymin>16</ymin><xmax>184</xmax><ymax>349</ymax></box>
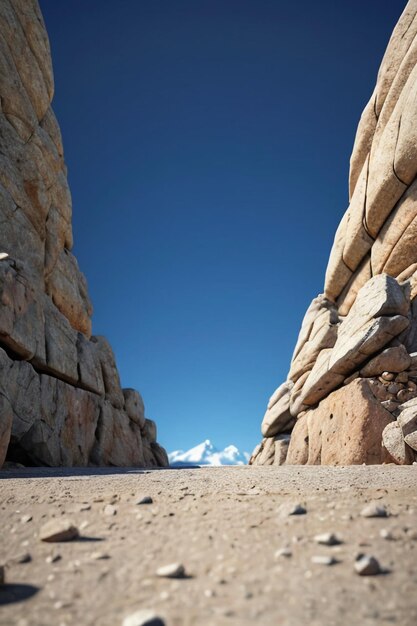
<box><xmin>0</xmin><ymin>0</ymin><xmax>168</xmax><ymax>468</ymax></box>
<box><xmin>251</xmin><ymin>0</ymin><xmax>417</xmax><ymax>467</ymax></box>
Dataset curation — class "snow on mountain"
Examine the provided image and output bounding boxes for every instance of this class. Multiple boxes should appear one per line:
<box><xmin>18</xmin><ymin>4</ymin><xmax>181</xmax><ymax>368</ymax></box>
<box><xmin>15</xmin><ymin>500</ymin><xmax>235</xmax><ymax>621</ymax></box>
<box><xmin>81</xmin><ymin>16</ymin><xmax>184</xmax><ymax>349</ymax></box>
<box><xmin>169</xmin><ymin>439</ymin><xmax>250</xmax><ymax>467</ymax></box>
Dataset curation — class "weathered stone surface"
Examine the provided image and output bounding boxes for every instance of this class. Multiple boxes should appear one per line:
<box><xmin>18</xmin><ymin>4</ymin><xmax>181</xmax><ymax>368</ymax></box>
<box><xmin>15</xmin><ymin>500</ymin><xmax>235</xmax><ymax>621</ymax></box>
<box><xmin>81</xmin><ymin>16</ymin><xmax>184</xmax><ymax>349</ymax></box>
<box><xmin>143</xmin><ymin>419</ymin><xmax>157</xmax><ymax>444</ymax></box>
<box><xmin>288</xmin><ymin>308</ymin><xmax>338</xmax><ymax>383</ymax></box>
<box><xmin>337</xmin><ymin>255</ymin><xmax>372</xmax><ymax>317</ymax></box>
<box><xmin>298</xmin><ymin>379</ymin><xmax>393</xmax><ymax>465</ymax></box>
<box><xmin>250</xmin><ymin>437</ymin><xmax>275</xmax><ymax>466</ymax></box>
<box><xmin>45</xmin><ymin>250</ymin><xmax>92</xmax><ymax>337</ymax></box>
<box><xmin>77</xmin><ymin>333</ymin><xmax>105</xmax><ymax>396</ymax></box>
<box><xmin>94</xmin><ymin>336</ymin><xmax>125</xmax><ymax>409</ymax></box>
<box><xmin>0</xmin><ymin>394</ymin><xmax>13</xmax><ymax>468</ymax></box>
<box><xmin>273</xmin><ymin>434</ymin><xmax>291</xmax><ymax>465</ymax></box>
<box><xmin>150</xmin><ymin>442</ymin><xmax>169</xmax><ymax>467</ymax></box>
<box><xmin>360</xmin><ymin>345</ymin><xmax>411</xmax><ymax>377</ymax></box>
<box><xmin>90</xmin><ymin>402</ymin><xmax>144</xmax><ymax>467</ymax></box>
<box><xmin>42</xmin><ymin>295</ymin><xmax>79</xmax><ymax>385</ymax></box>
<box><xmin>123</xmin><ymin>389</ymin><xmax>145</xmax><ymax>428</ymax></box>
<box><xmin>261</xmin><ymin>381</ymin><xmax>294</xmax><ymax>437</ymax></box>
<box><xmin>382</xmin><ymin>421</ymin><xmax>414</xmax><ymax>465</ymax></box>
<box><xmin>301</xmin><ymin>276</ymin><xmax>409</xmax><ymax>407</ymax></box>
<box><xmin>0</xmin><ymin>262</ymin><xmax>45</xmax><ymax>361</ymax></box>
<box><xmin>342</xmin><ymin>156</ymin><xmax>373</xmax><ymax>272</ymax></box>
<box><xmin>396</xmin><ymin>398</ymin><xmax>417</xmax><ymax>451</ymax></box>
<box><xmin>285</xmin><ymin>414</ymin><xmax>309</xmax><ymax>465</ymax></box>
<box><xmin>290</xmin><ymin>295</ymin><xmax>338</xmax><ymax>365</ymax></box>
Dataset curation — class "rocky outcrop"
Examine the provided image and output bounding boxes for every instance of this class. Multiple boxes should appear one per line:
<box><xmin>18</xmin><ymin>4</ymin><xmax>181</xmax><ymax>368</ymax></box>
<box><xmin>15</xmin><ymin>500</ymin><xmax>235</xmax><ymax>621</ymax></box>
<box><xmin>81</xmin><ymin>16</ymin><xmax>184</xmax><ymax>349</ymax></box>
<box><xmin>0</xmin><ymin>0</ymin><xmax>168</xmax><ymax>468</ymax></box>
<box><xmin>250</xmin><ymin>0</ymin><xmax>417</xmax><ymax>467</ymax></box>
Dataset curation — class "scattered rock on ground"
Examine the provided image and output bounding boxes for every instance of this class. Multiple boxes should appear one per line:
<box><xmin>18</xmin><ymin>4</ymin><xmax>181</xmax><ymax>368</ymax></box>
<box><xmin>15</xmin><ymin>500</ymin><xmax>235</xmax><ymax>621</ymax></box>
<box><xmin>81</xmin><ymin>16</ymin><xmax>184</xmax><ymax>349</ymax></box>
<box><xmin>136</xmin><ymin>496</ymin><xmax>153</xmax><ymax>505</ymax></box>
<box><xmin>40</xmin><ymin>519</ymin><xmax>79</xmax><ymax>543</ymax></box>
<box><xmin>279</xmin><ymin>503</ymin><xmax>307</xmax><ymax>516</ymax></box>
<box><xmin>354</xmin><ymin>554</ymin><xmax>382</xmax><ymax>576</ymax></box>
<box><xmin>122</xmin><ymin>610</ymin><xmax>165</xmax><ymax>626</ymax></box>
<box><xmin>156</xmin><ymin>563</ymin><xmax>186</xmax><ymax>579</ymax></box>
<box><xmin>314</xmin><ymin>532</ymin><xmax>341</xmax><ymax>545</ymax></box>
<box><xmin>311</xmin><ymin>555</ymin><xmax>338</xmax><ymax>566</ymax></box>
<box><xmin>360</xmin><ymin>503</ymin><xmax>388</xmax><ymax>518</ymax></box>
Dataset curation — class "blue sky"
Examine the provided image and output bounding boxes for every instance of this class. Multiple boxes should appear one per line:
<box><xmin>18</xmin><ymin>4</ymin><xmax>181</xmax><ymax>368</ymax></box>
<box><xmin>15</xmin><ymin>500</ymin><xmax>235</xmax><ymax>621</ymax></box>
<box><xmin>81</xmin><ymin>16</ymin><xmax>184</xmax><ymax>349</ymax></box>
<box><xmin>40</xmin><ymin>0</ymin><xmax>406</xmax><ymax>455</ymax></box>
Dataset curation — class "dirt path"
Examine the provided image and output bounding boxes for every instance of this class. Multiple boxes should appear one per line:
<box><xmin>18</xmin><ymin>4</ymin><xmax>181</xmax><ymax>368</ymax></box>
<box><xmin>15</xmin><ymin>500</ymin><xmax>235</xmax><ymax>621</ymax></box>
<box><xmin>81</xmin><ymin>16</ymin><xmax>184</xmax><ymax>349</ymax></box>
<box><xmin>1</xmin><ymin>465</ymin><xmax>417</xmax><ymax>626</ymax></box>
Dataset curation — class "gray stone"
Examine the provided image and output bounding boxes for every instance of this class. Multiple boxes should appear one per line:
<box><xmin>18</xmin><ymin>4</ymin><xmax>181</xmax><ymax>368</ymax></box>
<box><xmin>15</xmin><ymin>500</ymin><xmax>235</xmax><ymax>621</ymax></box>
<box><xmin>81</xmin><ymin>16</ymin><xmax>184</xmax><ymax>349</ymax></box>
<box><xmin>354</xmin><ymin>555</ymin><xmax>382</xmax><ymax>576</ymax></box>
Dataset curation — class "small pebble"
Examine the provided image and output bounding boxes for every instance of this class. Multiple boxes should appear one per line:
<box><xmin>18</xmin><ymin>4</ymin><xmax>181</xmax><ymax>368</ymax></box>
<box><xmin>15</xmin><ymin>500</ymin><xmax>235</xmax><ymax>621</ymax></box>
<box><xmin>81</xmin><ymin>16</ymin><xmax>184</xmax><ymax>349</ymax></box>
<box><xmin>122</xmin><ymin>609</ymin><xmax>165</xmax><ymax>626</ymax></box>
<box><xmin>381</xmin><ymin>372</ymin><xmax>395</xmax><ymax>381</ymax></box>
<box><xmin>79</xmin><ymin>504</ymin><xmax>91</xmax><ymax>512</ymax></box>
<box><xmin>136</xmin><ymin>496</ymin><xmax>153</xmax><ymax>505</ymax></box>
<box><xmin>354</xmin><ymin>554</ymin><xmax>382</xmax><ymax>576</ymax></box>
<box><xmin>314</xmin><ymin>533</ymin><xmax>341</xmax><ymax>546</ymax></box>
<box><xmin>9</xmin><ymin>552</ymin><xmax>32</xmax><ymax>565</ymax></box>
<box><xmin>46</xmin><ymin>553</ymin><xmax>61</xmax><ymax>564</ymax></box>
<box><xmin>40</xmin><ymin>519</ymin><xmax>79</xmax><ymax>543</ymax></box>
<box><xmin>104</xmin><ymin>504</ymin><xmax>117</xmax><ymax>516</ymax></box>
<box><xmin>20</xmin><ymin>514</ymin><xmax>33</xmax><ymax>524</ymax></box>
<box><xmin>279</xmin><ymin>503</ymin><xmax>306</xmax><ymax>516</ymax></box>
<box><xmin>91</xmin><ymin>552</ymin><xmax>111</xmax><ymax>560</ymax></box>
<box><xmin>360</xmin><ymin>503</ymin><xmax>388</xmax><ymax>518</ymax></box>
<box><xmin>380</xmin><ymin>528</ymin><xmax>395</xmax><ymax>540</ymax></box>
<box><xmin>274</xmin><ymin>547</ymin><xmax>292</xmax><ymax>558</ymax></box>
<box><xmin>156</xmin><ymin>563</ymin><xmax>186</xmax><ymax>579</ymax></box>
<box><xmin>311</xmin><ymin>555</ymin><xmax>337</xmax><ymax>566</ymax></box>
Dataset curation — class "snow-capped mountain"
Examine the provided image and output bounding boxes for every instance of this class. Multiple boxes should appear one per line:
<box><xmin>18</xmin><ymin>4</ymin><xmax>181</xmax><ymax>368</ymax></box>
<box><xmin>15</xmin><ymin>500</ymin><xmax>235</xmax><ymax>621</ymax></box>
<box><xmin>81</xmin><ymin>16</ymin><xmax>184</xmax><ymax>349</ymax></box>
<box><xmin>169</xmin><ymin>439</ymin><xmax>250</xmax><ymax>467</ymax></box>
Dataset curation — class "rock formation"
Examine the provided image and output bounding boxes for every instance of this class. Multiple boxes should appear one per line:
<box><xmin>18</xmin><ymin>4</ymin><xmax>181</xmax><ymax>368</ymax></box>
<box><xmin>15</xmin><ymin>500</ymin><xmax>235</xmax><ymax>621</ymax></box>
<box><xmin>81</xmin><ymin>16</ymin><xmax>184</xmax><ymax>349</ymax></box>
<box><xmin>251</xmin><ymin>0</ymin><xmax>417</xmax><ymax>466</ymax></box>
<box><xmin>0</xmin><ymin>0</ymin><xmax>168</xmax><ymax>468</ymax></box>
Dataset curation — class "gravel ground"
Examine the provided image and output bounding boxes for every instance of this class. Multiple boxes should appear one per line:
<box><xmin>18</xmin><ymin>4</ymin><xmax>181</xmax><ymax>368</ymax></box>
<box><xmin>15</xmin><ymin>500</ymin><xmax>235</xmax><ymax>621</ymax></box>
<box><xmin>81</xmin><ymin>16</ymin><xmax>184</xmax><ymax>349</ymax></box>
<box><xmin>1</xmin><ymin>465</ymin><xmax>417</xmax><ymax>626</ymax></box>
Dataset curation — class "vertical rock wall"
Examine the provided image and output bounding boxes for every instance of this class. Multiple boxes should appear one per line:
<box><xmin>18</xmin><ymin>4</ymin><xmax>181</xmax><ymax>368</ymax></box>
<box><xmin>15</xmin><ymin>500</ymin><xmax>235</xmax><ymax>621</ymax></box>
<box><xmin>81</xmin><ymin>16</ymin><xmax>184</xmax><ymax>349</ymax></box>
<box><xmin>0</xmin><ymin>0</ymin><xmax>168</xmax><ymax>468</ymax></box>
<box><xmin>251</xmin><ymin>0</ymin><xmax>417</xmax><ymax>466</ymax></box>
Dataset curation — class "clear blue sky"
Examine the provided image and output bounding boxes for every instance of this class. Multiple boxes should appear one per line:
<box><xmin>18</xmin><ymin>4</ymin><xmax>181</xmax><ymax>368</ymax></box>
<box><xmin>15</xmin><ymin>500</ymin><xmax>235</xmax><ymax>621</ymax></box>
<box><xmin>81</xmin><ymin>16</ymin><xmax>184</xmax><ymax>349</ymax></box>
<box><xmin>40</xmin><ymin>0</ymin><xmax>406</xmax><ymax>455</ymax></box>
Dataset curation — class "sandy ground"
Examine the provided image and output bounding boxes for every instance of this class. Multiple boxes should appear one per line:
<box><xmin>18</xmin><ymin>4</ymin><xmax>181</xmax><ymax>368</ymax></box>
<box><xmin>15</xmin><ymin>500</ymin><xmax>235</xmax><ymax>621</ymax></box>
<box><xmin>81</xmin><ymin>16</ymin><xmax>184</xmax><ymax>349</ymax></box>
<box><xmin>1</xmin><ymin>465</ymin><xmax>417</xmax><ymax>626</ymax></box>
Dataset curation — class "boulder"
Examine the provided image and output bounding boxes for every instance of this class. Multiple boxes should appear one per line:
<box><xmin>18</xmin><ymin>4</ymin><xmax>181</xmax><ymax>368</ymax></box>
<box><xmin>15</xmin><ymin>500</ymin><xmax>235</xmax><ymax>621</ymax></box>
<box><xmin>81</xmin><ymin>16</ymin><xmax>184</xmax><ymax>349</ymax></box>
<box><xmin>289</xmin><ymin>379</ymin><xmax>394</xmax><ymax>465</ymax></box>
<box><xmin>382</xmin><ymin>421</ymin><xmax>415</xmax><ymax>464</ymax></box>
<box><xmin>360</xmin><ymin>345</ymin><xmax>411</xmax><ymax>377</ymax></box>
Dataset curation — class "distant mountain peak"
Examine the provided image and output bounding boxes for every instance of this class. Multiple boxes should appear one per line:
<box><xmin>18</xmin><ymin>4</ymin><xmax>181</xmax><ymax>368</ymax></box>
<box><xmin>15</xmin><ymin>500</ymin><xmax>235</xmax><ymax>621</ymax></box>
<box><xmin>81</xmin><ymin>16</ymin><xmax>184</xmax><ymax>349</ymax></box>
<box><xmin>169</xmin><ymin>440</ymin><xmax>249</xmax><ymax>467</ymax></box>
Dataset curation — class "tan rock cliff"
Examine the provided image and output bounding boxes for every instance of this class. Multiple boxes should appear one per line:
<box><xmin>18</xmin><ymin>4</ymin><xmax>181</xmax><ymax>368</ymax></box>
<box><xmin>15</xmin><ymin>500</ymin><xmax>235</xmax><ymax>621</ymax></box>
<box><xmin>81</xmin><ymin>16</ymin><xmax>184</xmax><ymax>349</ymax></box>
<box><xmin>0</xmin><ymin>0</ymin><xmax>168</xmax><ymax>468</ymax></box>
